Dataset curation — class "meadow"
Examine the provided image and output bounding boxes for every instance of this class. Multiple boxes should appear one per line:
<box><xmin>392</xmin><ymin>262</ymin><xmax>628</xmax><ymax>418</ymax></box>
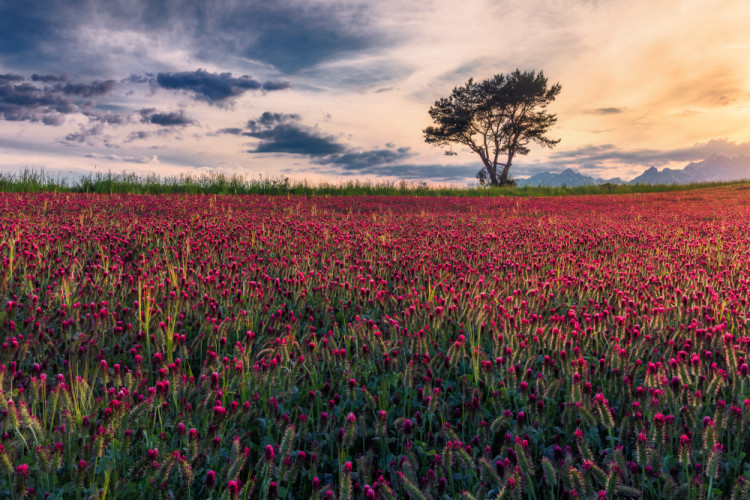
<box><xmin>0</xmin><ymin>186</ymin><xmax>749</xmax><ymax>499</ymax></box>
<box><xmin>1</xmin><ymin>167</ymin><xmax>748</xmax><ymax>197</ymax></box>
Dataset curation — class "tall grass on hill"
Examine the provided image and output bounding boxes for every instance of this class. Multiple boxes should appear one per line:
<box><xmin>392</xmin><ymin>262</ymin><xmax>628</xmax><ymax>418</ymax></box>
<box><xmin>1</xmin><ymin>167</ymin><xmax>748</xmax><ymax>196</ymax></box>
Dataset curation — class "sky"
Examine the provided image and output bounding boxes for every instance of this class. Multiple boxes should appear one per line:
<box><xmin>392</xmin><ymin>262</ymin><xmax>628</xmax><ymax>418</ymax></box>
<box><xmin>1</xmin><ymin>0</ymin><xmax>749</xmax><ymax>184</ymax></box>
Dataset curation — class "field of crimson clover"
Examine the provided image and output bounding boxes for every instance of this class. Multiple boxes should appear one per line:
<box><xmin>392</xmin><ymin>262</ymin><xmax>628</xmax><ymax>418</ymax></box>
<box><xmin>0</xmin><ymin>188</ymin><xmax>749</xmax><ymax>499</ymax></box>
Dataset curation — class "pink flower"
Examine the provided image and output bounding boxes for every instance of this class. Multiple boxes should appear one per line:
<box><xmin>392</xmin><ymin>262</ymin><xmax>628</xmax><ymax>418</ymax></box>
<box><xmin>227</xmin><ymin>480</ymin><xmax>240</xmax><ymax>498</ymax></box>
<box><xmin>264</xmin><ymin>444</ymin><xmax>275</xmax><ymax>462</ymax></box>
<box><xmin>403</xmin><ymin>419</ymin><xmax>413</xmax><ymax>434</ymax></box>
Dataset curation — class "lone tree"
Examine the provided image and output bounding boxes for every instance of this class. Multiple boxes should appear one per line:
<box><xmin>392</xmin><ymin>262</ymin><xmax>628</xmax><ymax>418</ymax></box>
<box><xmin>423</xmin><ymin>69</ymin><xmax>561</xmax><ymax>186</ymax></box>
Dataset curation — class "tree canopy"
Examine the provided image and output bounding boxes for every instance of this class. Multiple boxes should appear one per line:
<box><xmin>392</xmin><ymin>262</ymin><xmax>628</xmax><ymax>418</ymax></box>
<box><xmin>424</xmin><ymin>69</ymin><xmax>561</xmax><ymax>186</ymax></box>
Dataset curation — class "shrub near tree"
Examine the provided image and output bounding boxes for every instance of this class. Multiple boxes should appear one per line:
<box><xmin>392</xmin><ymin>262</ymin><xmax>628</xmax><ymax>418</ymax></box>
<box><xmin>424</xmin><ymin>69</ymin><xmax>561</xmax><ymax>187</ymax></box>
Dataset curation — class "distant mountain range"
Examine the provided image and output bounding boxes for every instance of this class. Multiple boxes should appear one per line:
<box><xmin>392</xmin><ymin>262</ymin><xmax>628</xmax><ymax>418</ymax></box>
<box><xmin>518</xmin><ymin>155</ymin><xmax>750</xmax><ymax>187</ymax></box>
<box><xmin>518</xmin><ymin>169</ymin><xmax>624</xmax><ymax>187</ymax></box>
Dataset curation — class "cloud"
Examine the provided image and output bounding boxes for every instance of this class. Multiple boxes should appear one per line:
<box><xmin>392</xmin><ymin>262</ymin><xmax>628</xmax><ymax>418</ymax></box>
<box><xmin>248</xmin><ymin>125</ymin><xmax>345</xmax><ymax>156</ymax></box>
<box><xmin>124</xmin><ymin>129</ymin><xmax>173</xmax><ymax>143</ymax></box>
<box><xmin>156</xmin><ymin>69</ymin><xmax>288</xmax><ymax>104</ymax></box>
<box><xmin>588</xmin><ymin>107</ymin><xmax>623</xmax><ymax>114</ymax></box>
<box><xmin>231</xmin><ymin>112</ymin><xmax>417</xmax><ymax>171</ymax></box>
<box><xmin>57</xmin><ymin>79</ymin><xmax>116</xmax><ymax>97</ymax></box>
<box><xmin>65</xmin><ymin>124</ymin><xmax>104</xmax><ymax>143</ymax></box>
<box><xmin>262</xmin><ymin>81</ymin><xmax>292</xmax><ymax>91</ymax></box>
<box><xmin>301</xmin><ymin>56</ymin><xmax>413</xmax><ymax>90</ymax></box>
<box><xmin>125</xmin><ymin>131</ymin><xmax>153</xmax><ymax>142</ymax></box>
<box><xmin>31</xmin><ymin>74</ymin><xmax>67</xmax><ymax>82</ymax></box>
<box><xmin>125</xmin><ymin>73</ymin><xmax>153</xmax><ymax>84</ymax></box>
<box><xmin>84</xmin><ymin>153</ymin><xmax>158</xmax><ymax>164</ymax></box>
<box><xmin>84</xmin><ymin>110</ymin><xmax>129</xmax><ymax>125</ymax></box>
<box><xmin>0</xmin><ymin>74</ymin><xmax>117</xmax><ymax>125</ymax></box>
<box><xmin>0</xmin><ymin>0</ymin><xmax>384</xmax><ymax>77</ymax></box>
<box><xmin>240</xmin><ymin>112</ymin><xmax>345</xmax><ymax>155</ymax></box>
<box><xmin>217</xmin><ymin>127</ymin><xmax>244</xmax><ymax>135</ymax></box>
<box><xmin>0</xmin><ymin>79</ymin><xmax>76</xmax><ymax>124</ymax></box>
<box><xmin>433</xmin><ymin>58</ymin><xmax>499</xmax><ymax>87</ymax></box>
<box><xmin>313</xmin><ymin>146</ymin><xmax>414</xmax><ymax>170</ymax></box>
<box><xmin>215</xmin><ymin>2</ymin><xmax>379</xmax><ymax>74</ymax></box>
<box><xmin>0</xmin><ymin>73</ymin><xmax>24</xmax><ymax>83</ymax></box>
<box><xmin>246</xmin><ymin>112</ymin><xmax>301</xmax><ymax>132</ymax></box>
<box><xmin>139</xmin><ymin>108</ymin><xmax>195</xmax><ymax>126</ymax></box>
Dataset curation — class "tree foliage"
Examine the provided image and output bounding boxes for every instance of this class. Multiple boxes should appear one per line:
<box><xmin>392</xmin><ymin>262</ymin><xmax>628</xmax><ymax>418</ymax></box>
<box><xmin>424</xmin><ymin>69</ymin><xmax>561</xmax><ymax>186</ymax></box>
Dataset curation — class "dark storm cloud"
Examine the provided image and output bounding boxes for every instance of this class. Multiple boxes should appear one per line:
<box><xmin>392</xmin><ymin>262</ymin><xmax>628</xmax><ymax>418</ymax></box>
<box><xmin>238</xmin><ymin>111</ymin><xmax>344</xmax><ymax>155</ymax></box>
<box><xmin>31</xmin><ymin>74</ymin><xmax>67</xmax><ymax>83</ymax></box>
<box><xmin>149</xmin><ymin>111</ymin><xmax>194</xmax><ymax>126</ymax></box>
<box><xmin>247</xmin><ymin>126</ymin><xmax>345</xmax><ymax>155</ymax></box>
<box><xmin>0</xmin><ymin>1</ymin><xmax>381</xmax><ymax>77</ymax></box>
<box><xmin>0</xmin><ymin>3</ymin><xmax>75</xmax><ymax>73</ymax></box>
<box><xmin>233</xmin><ymin>112</ymin><xmax>418</xmax><ymax>167</ymax></box>
<box><xmin>57</xmin><ymin>80</ymin><xmax>116</xmax><ymax>97</ymax></box>
<box><xmin>213</xmin><ymin>2</ymin><xmax>375</xmax><ymax>74</ymax></box>
<box><xmin>0</xmin><ymin>73</ymin><xmax>24</xmax><ymax>83</ymax></box>
<box><xmin>0</xmin><ymin>80</ymin><xmax>76</xmax><ymax>123</ymax></box>
<box><xmin>139</xmin><ymin>108</ymin><xmax>195</xmax><ymax>126</ymax></box>
<box><xmin>247</xmin><ymin>112</ymin><xmax>301</xmax><ymax>132</ymax></box>
<box><xmin>262</xmin><ymin>81</ymin><xmax>292</xmax><ymax>91</ymax></box>
<box><xmin>156</xmin><ymin>69</ymin><xmax>288</xmax><ymax>104</ymax></box>
<box><xmin>0</xmin><ymin>75</ymin><xmax>117</xmax><ymax>125</ymax></box>
<box><xmin>313</xmin><ymin>147</ymin><xmax>414</xmax><ymax>170</ymax></box>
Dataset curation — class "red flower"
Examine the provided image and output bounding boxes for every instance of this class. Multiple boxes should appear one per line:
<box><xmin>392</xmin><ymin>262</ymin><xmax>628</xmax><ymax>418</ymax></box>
<box><xmin>403</xmin><ymin>419</ymin><xmax>413</xmax><ymax>435</ymax></box>
<box><xmin>264</xmin><ymin>444</ymin><xmax>275</xmax><ymax>462</ymax></box>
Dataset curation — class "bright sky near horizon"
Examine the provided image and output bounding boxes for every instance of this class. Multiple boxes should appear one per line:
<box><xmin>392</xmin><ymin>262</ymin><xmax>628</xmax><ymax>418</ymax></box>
<box><xmin>1</xmin><ymin>0</ymin><xmax>749</xmax><ymax>184</ymax></box>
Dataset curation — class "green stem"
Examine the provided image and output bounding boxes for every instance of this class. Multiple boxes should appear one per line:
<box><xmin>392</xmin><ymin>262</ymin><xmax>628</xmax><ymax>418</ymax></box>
<box><xmin>525</xmin><ymin>471</ymin><xmax>536</xmax><ymax>500</ymax></box>
<box><xmin>684</xmin><ymin>466</ymin><xmax>690</xmax><ymax>496</ymax></box>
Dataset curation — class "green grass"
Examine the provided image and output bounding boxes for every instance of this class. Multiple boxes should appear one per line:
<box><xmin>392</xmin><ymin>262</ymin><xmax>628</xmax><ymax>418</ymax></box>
<box><xmin>1</xmin><ymin>167</ymin><xmax>748</xmax><ymax>196</ymax></box>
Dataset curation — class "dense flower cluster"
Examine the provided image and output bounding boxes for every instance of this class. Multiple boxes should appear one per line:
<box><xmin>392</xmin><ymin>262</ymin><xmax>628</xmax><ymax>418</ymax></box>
<box><xmin>0</xmin><ymin>189</ymin><xmax>749</xmax><ymax>498</ymax></box>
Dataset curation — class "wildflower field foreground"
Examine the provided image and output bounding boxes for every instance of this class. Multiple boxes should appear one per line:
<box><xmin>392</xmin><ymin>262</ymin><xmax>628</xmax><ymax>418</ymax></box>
<box><xmin>1</xmin><ymin>188</ymin><xmax>749</xmax><ymax>500</ymax></box>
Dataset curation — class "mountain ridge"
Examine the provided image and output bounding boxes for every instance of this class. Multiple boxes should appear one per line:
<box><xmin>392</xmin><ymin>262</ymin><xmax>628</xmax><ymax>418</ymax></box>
<box><xmin>518</xmin><ymin>154</ymin><xmax>750</xmax><ymax>187</ymax></box>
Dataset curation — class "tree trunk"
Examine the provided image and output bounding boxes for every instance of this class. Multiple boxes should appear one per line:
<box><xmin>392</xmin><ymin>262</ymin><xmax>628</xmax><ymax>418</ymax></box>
<box><xmin>483</xmin><ymin>158</ymin><xmax>498</xmax><ymax>186</ymax></box>
<box><xmin>497</xmin><ymin>152</ymin><xmax>515</xmax><ymax>185</ymax></box>
<box><xmin>498</xmin><ymin>163</ymin><xmax>511</xmax><ymax>184</ymax></box>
